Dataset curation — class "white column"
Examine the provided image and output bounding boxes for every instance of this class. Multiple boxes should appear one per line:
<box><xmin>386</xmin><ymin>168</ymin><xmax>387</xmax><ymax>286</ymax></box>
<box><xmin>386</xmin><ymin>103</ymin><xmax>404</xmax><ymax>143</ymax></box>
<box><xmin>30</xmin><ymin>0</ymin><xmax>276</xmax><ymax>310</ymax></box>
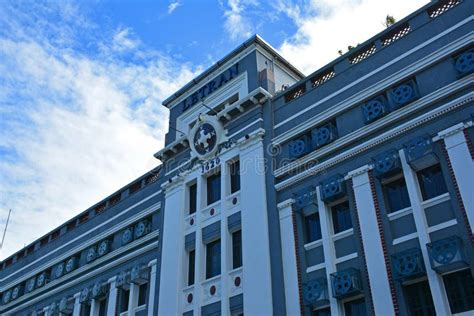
<box><xmin>238</xmin><ymin>130</ymin><xmax>273</xmax><ymax>315</ymax></box>
<box><xmin>316</xmin><ymin>187</ymin><xmax>342</xmax><ymax>316</ymax></box>
<box><xmin>220</xmin><ymin>162</ymin><xmax>230</xmax><ymax>316</ymax></box>
<box><xmin>158</xmin><ymin>176</ymin><xmax>186</xmax><ymax>315</ymax></box>
<box><xmin>277</xmin><ymin>198</ymin><xmax>301</xmax><ymax>316</ymax></box>
<box><xmin>347</xmin><ymin>166</ymin><xmax>395</xmax><ymax>316</ymax></box>
<box><xmin>437</xmin><ymin>122</ymin><xmax>474</xmax><ymax>232</ymax></box>
<box><xmin>147</xmin><ymin>259</ymin><xmax>158</xmax><ymax>316</ymax></box>
<box><xmin>90</xmin><ymin>299</ymin><xmax>99</xmax><ymax>316</ymax></box>
<box><xmin>128</xmin><ymin>283</ymin><xmax>139</xmax><ymax>316</ymax></box>
<box><xmin>399</xmin><ymin>149</ymin><xmax>451</xmax><ymax>315</ymax></box>
<box><xmin>194</xmin><ymin>174</ymin><xmax>205</xmax><ymax>316</ymax></box>
<box><xmin>72</xmin><ymin>292</ymin><xmax>81</xmax><ymax>316</ymax></box>
<box><xmin>107</xmin><ymin>277</ymin><xmax>118</xmax><ymax>316</ymax></box>
<box><xmin>43</xmin><ymin>306</ymin><xmax>51</xmax><ymax>316</ymax></box>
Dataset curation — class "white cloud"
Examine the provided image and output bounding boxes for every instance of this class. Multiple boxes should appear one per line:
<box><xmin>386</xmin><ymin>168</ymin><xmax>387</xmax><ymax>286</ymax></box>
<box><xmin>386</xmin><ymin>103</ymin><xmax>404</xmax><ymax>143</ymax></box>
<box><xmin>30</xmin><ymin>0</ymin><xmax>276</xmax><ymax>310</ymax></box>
<box><xmin>111</xmin><ymin>27</ymin><xmax>141</xmax><ymax>52</ymax></box>
<box><xmin>168</xmin><ymin>1</ymin><xmax>182</xmax><ymax>14</ymax></box>
<box><xmin>222</xmin><ymin>0</ymin><xmax>259</xmax><ymax>41</ymax></box>
<box><xmin>0</xmin><ymin>3</ymin><xmax>197</xmax><ymax>259</ymax></box>
<box><xmin>276</xmin><ymin>0</ymin><xmax>430</xmax><ymax>74</ymax></box>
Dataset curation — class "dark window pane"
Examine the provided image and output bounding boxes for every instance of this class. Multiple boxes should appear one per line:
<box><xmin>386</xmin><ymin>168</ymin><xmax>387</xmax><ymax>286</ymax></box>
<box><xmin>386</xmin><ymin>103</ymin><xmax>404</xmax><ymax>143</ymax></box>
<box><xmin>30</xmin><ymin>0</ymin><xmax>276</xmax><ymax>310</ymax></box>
<box><xmin>138</xmin><ymin>283</ymin><xmax>148</xmax><ymax>306</ymax></box>
<box><xmin>206</xmin><ymin>239</ymin><xmax>221</xmax><ymax>279</ymax></box>
<box><xmin>443</xmin><ymin>269</ymin><xmax>474</xmax><ymax>314</ymax></box>
<box><xmin>344</xmin><ymin>298</ymin><xmax>367</xmax><ymax>316</ymax></box>
<box><xmin>189</xmin><ymin>183</ymin><xmax>197</xmax><ymax>214</ymax></box>
<box><xmin>417</xmin><ymin>164</ymin><xmax>448</xmax><ymax>200</ymax></box>
<box><xmin>207</xmin><ymin>172</ymin><xmax>221</xmax><ymax>205</ymax></box>
<box><xmin>405</xmin><ymin>280</ymin><xmax>435</xmax><ymax>316</ymax></box>
<box><xmin>230</xmin><ymin>160</ymin><xmax>241</xmax><ymax>193</ymax></box>
<box><xmin>98</xmin><ymin>299</ymin><xmax>106</xmax><ymax>316</ymax></box>
<box><xmin>331</xmin><ymin>201</ymin><xmax>353</xmax><ymax>234</ymax></box>
<box><xmin>305</xmin><ymin>213</ymin><xmax>322</xmax><ymax>243</ymax></box>
<box><xmin>188</xmin><ymin>250</ymin><xmax>195</xmax><ymax>286</ymax></box>
<box><xmin>80</xmin><ymin>304</ymin><xmax>91</xmax><ymax>316</ymax></box>
<box><xmin>384</xmin><ymin>177</ymin><xmax>411</xmax><ymax>213</ymax></box>
<box><xmin>232</xmin><ymin>230</ymin><xmax>242</xmax><ymax>269</ymax></box>
<box><xmin>119</xmin><ymin>289</ymin><xmax>130</xmax><ymax>312</ymax></box>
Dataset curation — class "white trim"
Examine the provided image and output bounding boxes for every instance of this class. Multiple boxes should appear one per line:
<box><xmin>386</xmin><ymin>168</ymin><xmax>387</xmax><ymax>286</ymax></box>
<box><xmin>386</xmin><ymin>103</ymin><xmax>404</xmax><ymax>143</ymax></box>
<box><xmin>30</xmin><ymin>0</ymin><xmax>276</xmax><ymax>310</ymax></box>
<box><xmin>331</xmin><ymin>228</ymin><xmax>354</xmax><ymax>241</ymax></box>
<box><xmin>334</xmin><ymin>252</ymin><xmax>358</xmax><ymax>264</ymax></box>
<box><xmin>427</xmin><ymin>219</ymin><xmax>458</xmax><ymax>233</ymax></box>
<box><xmin>399</xmin><ymin>149</ymin><xmax>451</xmax><ymax>314</ymax></box>
<box><xmin>306</xmin><ymin>262</ymin><xmax>326</xmax><ymax>274</ymax></box>
<box><xmin>392</xmin><ymin>233</ymin><xmax>418</xmax><ymax>245</ymax></box>
<box><xmin>274</xmin><ymin>76</ymin><xmax>472</xmax><ymax>178</ymax></box>
<box><xmin>275</xmin><ymin>90</ymin><xmax>473</xmax><ymax>191</ymax></box>
<box><xmin>227</xmin><ymin>118</ymin><xmax>263</xmax><ymax>139</ymax></box>
<box><xmin>0</xmin><ymin>201</ymin><xmax>161</xmax><ymax>288</ymax></box>
<box><xmin>387</xmin><ymin>207</ymin><xmax>413</xmax><ymax>221</ymax></box>
<box><xmin>304</xmin><ymin>239</ymin><xmax>323</xmax><ymax>251</ymax></box>
<box><xmin>273</xmin><ymin>22</ymin><xmax>473</xmax><ymax>132</ymax></box>
<box><xmin>1</xmin><ymin>239</ymin><xmax>158</xmax><ymax>314</ymax></box>
<box><xmin>421</xmin><ymin>192</ymin><xmax>451</xmax><ymax>208</ymax></box>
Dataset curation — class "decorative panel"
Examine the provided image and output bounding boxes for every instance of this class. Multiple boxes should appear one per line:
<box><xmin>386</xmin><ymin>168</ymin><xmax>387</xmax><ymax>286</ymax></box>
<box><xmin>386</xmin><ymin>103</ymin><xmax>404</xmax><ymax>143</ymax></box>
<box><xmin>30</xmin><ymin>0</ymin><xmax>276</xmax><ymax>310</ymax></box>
<box><xmin>404</xmin><ymin>136</ymin><xmax>439</xmax><ymax>171</ymax></box>
<box><xmin>362</xmin><ymin>95</ymin><xmax>387</xmax><ymax>124</ymax></box>
<box><xmin>388</xmin><ymin>80</ymin><xmax>419</xmax><ymax>109</ymax></box>
<box><xmin>330</xmin><ymin>268</ymin><xmax>363</xmax><ymax>299</ymax></box>
<box><xmin>427</xmin><ymin>236</ymin><xmax>468</xmax><ymax>273</ymax></box>
<box><xmin>288</xmin><ymin>135</ymin><xmax>311</xmax><ymax>159</ymax></box>
<box><xmin>372</xmin><ymin>150</ymin><xmax>401</xmax><ymax>178</ymax></box>
<box><xmin>320</xmin><ymin>176</ymin><xmax>346</xmax><ymax>202</ymax></box>
<box><xmin>392</xmin><ymin>248</ymin><xmax>425</xmax><ymax>281</ymax></box>
<box><xmin>293</xmin><ymin>186</ymin><xmax>317</xmax><ymax>210</ymax></box>
<box><xmin>303</xmin><ymin>278</ymin><xmax>330</xmax><ymax>307</ymax></box>
<box><xmin>311</xmin><ymin>122</ymin><xmax>338</xmax><ymax>149</ymax></box>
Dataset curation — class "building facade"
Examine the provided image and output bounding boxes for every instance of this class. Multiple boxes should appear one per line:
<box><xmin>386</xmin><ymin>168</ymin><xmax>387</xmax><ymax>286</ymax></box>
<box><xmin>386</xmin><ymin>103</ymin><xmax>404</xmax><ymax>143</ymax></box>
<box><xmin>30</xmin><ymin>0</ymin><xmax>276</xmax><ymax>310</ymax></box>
<box><xmin>1</xmin><ymin>0</ymin><xmax>473</xmax><ymax>315</ymax></box>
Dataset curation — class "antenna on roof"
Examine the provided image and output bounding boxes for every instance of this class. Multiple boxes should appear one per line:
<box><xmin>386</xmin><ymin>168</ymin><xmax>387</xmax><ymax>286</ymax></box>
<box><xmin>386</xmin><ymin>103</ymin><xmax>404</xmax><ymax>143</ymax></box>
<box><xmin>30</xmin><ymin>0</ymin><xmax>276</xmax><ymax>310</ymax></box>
<box><xmin>0</xmin><ymin>209</ymin><xmax>12</xmax><ymax>251</ymax></box>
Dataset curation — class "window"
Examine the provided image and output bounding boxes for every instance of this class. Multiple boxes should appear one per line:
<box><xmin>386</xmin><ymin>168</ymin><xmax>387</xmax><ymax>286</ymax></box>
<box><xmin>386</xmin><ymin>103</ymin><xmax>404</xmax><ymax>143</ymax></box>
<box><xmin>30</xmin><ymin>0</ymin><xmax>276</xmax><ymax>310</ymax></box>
<box><xmin>138</xmin><ymin>283</ymin><xmax>148</xmax><ymax>307</ymax></box>
<box><xmin>404</xmin><ymin>280</ymin><xmax>435</xmax><ymax>316</ymax></box>
<box><xmin>80</xmin><ymin>304</ymin><xmax>91</xmax><ymax>316</ymax></box>
<box><xmin>118</xmin><ymin>288</ymin><xmax>130</xmax><ymax>313</ymax></box>
<box><xmin>188</xmin><ymin>250</ymin><xmax>195</xmax><ymax>286</ymax></box>
<box><xmin>98</xmin><ymin>299</ymin><xmax>107</xmax><ymax>316</ymax></box>
<box><xmin>189</xmin><ymin>183</ymin><xmax>197</xmax><ymax>214</ymax></box>
<box><xmin>230</xmin><ymin>160</ymin><xmax>241</xmax><ymax>193</ymax></box>
<box><xmin>344</xmin><ymin>298</ymin><xmax>367</xmax><ymax>316</ymax></box>
<box><xmin>232</xmin><ymin>230</ymin><xmax>242</xmax><ymax>269</ymax></box>
<box><xmin>331</xmin><ymin>201</ymin><xmax>353</xmax><ymax>234</ymax></box>
<box><xmin>207</xmin><ymin>172</ymin><xmax>221</xmax><ymax>205</ymax></box>
<box><xmin>206</xmin><ymin>239</ymin><xmax>221</xmax><ymax>279</ymax></box>
<box><xmin>383</xmin><ymin>176</ymin><xmax>411</xmax><ymax>213</ymax></box>
<box><xmin>305</xmin><ymin>213</ymin><xmax>322</xmax><ymax>243</ymax></box>
<box><xmin>417</xmin><ymin>164</ymin><xmax>448</xmax><ymax>200</ymax></box>
<box><xmin>443</xmin><ymin>269</ymin><xmax>474</xmax><ymax>314</ymax></box>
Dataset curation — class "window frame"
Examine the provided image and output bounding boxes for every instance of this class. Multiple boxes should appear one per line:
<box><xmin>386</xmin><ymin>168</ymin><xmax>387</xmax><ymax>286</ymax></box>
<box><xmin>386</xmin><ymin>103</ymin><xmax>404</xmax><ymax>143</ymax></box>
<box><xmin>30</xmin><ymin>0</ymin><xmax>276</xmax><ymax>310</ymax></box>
<box><xmin>206</xmin><ymin>172</ymin><xmax>221</xmax><ymax>206</ymax></box>
<box><xmin>229</xmin><ymin>159</ymin><xmax>241</xmax><ymax>194</ymax></box>
<box><xmin>416</xmin><ymin>164</ymin><xmax>448</xmax><ymax>201</ymax></box>
<box><xmin>330</xmin><ymin>200</ymin><xmax>353</xmax><ymax>235</ymax></box>
<box><xmin>232</xmin><ymin>230</ymin><xmax>242</xmax><ymax>269</ymax></box>
<box><xmin>304</xmin><ymin>212</ymin><xmax>322</xmax><ymax>243</ymax></box>
<box><xmin>382</xmin><ymin>174</ymin><xmax>411</xmax><ymax>213</ymax></box>
<box><xmin>205</xmin><ymin>238</ymin><xmax>221</xmax><ymax>279</ymax></box>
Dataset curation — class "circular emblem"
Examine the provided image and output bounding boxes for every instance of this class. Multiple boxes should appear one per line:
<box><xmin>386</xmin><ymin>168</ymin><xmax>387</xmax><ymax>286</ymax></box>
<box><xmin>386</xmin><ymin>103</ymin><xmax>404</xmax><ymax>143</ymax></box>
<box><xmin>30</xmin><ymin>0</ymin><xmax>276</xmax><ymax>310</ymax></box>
<box><xmin>92</xmin><ymin>282</ymin><xmax>105</xmax><ymax>298</ymax></box>
<box><xmin>189</xmin><ymin>115</ymin><xmax>225</xmax><ymax>159</ymax></box>
<box><xmin>55</xmin><ymin>262</ymin><xmax>65</xmax><ymax>279</ymax></box>
<box><xmin>2</xmin><ymin>290</ymin><xmax>12</xmax><ymax>304</ymax></box>
<box><xmin>86</xmin><ymin>247</ymin><xmax>97</xmax><ymax>263</ymax></box>
<box><xmin>303</xmin><ymin>279</ymin><xmax>323</xmax><ymax>303</ymax></box>
<box><xmin>97</xmin><ymin>240</ymin><xmax>109</xmax><ymax>257</ymax></box>
<box><xmin>134</xmin><ymin>221</ymin><xmax>150</xmax><ymax>239</ymax></box>
<box><xmin>121</xmin><ymin>227</ymin><xmax>134</xmax><ymax>245</ymax></box>
<box><xmin>36</xmin><ymin>273</ymin><xmax>46</xmax><ymax>288</ymax></box>
<box><xmin>11</xmin><ymin>286</ymin><xmax>21</xmax><ymax>300</ymax></box>
<box><xmin>193</xmin><ymin>123</ymin><xmax>217</xmax><ymax>156</ymax></box>
<box><xmin>26</xmin><ymin>278</ymin><xmax>36</xmax><ymax>293</ymax></box>
<box><xmin>80</xmin><ymin>287</ymin><xmax>90</xmax><ymax>303</ymax></box>
<box><xmin>65</xmin><ymin>257</ymin><xmax>77</xmax><ymax>273</ymax></box>
<box><xmin>333</xmin><ymin>272</ymin><xmax>353</xmax><ymax>295</ymax></box>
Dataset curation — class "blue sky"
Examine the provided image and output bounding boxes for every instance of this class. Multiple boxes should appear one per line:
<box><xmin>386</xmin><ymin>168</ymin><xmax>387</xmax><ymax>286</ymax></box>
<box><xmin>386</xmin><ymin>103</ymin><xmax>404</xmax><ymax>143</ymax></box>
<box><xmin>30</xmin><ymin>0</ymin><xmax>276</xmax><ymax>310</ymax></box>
<box><xmin>0</xmin><ymin>0</ymin><xmax>428</xmax><ymax>259</ymax></box>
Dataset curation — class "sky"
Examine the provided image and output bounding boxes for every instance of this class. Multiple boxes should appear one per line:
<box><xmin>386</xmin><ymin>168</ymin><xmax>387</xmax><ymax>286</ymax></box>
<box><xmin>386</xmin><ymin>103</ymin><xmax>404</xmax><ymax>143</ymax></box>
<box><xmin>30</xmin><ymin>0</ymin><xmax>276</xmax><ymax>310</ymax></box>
<box><xmin>0</xmin><ymin>0</ymin><xmax>429</xmax><ymax>260</ymax></box>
